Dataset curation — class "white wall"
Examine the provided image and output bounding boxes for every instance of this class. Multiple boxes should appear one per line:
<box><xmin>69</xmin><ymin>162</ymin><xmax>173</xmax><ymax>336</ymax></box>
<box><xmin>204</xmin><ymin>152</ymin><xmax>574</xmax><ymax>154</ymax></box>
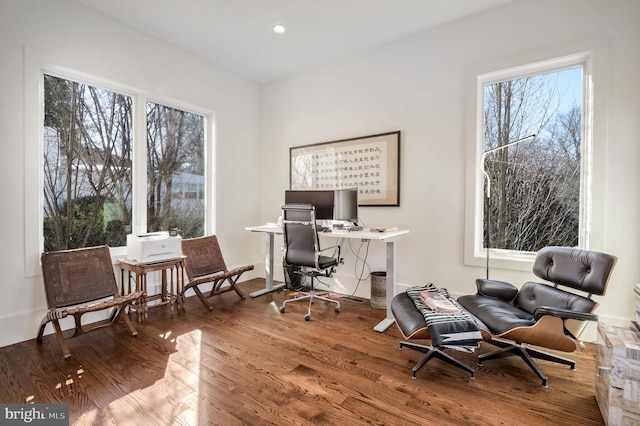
<box><xmin>0</xmin><ymin>0</ymin><xmax>262</xmax><ymax>347</ymax></box>
<box><xmin>260</xmin><ymin>0</ymin><xmax>640</xmax><ymax>339</ymax></box>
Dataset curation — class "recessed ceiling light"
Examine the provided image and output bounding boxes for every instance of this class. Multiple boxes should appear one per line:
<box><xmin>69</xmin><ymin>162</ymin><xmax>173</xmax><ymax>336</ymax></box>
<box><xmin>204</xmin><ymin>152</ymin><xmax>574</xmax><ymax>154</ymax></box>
<box><xmin>272</xmin><ymin>24</ymin><xmax>286</xmax><ymax>34</ymax></box>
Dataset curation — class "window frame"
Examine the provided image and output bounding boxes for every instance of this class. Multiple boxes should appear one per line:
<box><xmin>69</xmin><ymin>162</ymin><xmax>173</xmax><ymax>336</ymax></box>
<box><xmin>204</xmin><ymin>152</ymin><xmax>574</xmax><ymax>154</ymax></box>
<box><xmin>25</xmin><ymin>64</ymin><xmax>215</xmax><ymax>276</ymax></box>
<box><xmin>464</xmin><ymin>52</ymin><xmax>594</xmax><ymax>272</ymax></box>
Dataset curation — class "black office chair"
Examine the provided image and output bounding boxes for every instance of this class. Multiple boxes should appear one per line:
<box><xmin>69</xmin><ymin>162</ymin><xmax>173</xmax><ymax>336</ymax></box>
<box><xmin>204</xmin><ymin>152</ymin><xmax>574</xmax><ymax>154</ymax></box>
<box><xmin>279</xmin><ymin>204</ymin><xmax>341</xmax><ymax>321</ymax></box>
<box><xmin>458</xmin><ymin>246</ymin><xmax>617</xmax><ymax>387</ymax></box>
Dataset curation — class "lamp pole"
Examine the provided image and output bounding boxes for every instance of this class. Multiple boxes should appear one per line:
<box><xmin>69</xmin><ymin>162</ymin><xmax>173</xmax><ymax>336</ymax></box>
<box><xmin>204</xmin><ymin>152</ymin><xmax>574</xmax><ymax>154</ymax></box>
<box><xmin>481</xmin><ymin>134</ymin><xmax>536</xmax><ymax>279</ymax></box>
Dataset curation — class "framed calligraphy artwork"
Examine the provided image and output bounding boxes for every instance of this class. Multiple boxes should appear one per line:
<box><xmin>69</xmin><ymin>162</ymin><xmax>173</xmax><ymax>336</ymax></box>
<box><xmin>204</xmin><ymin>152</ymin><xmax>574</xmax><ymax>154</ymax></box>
<box><xmin>290</xmin><ymin>131</ymin><xmax>400</xmax><ymax>206</ymax></box>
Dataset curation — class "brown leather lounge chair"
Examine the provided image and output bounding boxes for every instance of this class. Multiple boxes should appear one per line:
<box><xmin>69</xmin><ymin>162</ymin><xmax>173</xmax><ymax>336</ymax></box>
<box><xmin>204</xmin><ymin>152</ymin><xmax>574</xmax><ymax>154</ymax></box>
<box><xmin>458</xmin><ymin>246</ymin><xmax>617</xmax><ymax>387</ymax></box>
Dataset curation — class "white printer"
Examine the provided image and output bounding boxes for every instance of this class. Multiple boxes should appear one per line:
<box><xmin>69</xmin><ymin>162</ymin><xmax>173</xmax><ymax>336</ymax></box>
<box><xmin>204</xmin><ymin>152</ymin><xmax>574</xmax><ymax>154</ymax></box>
<box><xmin>126</xmin><ymin>232</ymin><xmax>182</xmax><ymax>263</ymax></box>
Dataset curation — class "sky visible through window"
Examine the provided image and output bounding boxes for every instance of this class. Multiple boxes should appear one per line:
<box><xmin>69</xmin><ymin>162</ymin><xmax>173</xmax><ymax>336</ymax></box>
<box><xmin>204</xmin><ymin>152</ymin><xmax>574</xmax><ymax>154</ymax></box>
<box><xmin>556</xmin><ymin>66</ymin><xmax>582</xmax><ymax>113</ymax></box>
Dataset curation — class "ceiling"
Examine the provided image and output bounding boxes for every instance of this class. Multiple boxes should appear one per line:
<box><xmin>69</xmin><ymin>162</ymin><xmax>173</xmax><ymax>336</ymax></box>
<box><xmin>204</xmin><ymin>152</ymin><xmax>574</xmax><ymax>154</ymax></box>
<box><xmin>73</xmin><ymin>0</ymin><xmax>517</xmax><ymax>83</ymax></box>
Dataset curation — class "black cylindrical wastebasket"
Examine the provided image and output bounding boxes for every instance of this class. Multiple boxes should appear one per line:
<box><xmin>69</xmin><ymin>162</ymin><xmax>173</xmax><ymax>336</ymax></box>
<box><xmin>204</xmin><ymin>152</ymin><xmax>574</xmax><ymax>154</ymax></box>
<box><xmin>370</xmin><ymin>271</ymin><xmax>386</xmax><ymax>309</ymax></box>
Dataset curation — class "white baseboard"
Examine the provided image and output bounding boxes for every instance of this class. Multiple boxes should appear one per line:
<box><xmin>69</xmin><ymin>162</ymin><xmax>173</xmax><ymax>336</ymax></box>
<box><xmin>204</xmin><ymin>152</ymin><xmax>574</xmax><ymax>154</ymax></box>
<box><xmin>0</xmin><ymin>309</ymin><xmax>43</xmax><ymax>348</ymax></box>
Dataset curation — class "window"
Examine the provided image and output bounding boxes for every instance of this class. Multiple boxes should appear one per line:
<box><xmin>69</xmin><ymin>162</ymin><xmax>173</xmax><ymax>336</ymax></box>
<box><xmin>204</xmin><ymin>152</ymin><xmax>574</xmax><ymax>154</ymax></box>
<box><xmin>146</xmin><ymin>102</ymin><xmax>205</xmax><ymax>238</ymax></box>
<box><xmin>43</xmin><ymin>74</ymin><xmax>207</xmax><ymax>251</ymax></box>
<box><xmin>466</xmin><ymin>53</ymin><xmax>592</xmax><ymax>269</ymax></box>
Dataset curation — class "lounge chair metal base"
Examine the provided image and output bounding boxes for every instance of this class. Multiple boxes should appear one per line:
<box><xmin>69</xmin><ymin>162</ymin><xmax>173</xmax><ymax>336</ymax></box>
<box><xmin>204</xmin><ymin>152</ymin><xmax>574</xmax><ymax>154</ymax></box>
<box><xmin>400</xmin><ymin>341</ymin><xmax>475</xmax><ymax>379</ymax></box>
<box><xmin>478</xmin><ymin>339</ymin><xmax>576</xmax><ymax>388</ymax></box>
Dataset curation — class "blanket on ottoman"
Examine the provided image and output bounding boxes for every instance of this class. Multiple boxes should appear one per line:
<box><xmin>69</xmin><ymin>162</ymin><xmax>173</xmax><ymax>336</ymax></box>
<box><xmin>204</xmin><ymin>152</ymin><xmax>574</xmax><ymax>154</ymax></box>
<box><xmin>407</xmin><ymin>284</ymin><xmax>483</xmax><ymax>350</ymax></box>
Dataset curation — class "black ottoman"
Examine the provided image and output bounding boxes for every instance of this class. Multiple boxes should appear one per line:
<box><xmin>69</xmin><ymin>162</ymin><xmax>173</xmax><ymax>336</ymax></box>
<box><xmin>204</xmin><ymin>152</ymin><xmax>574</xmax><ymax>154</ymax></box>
<box><xmin>391</xmin><ymin>292</ymin><xmax>489</xmax><ymax>379</ymax></box>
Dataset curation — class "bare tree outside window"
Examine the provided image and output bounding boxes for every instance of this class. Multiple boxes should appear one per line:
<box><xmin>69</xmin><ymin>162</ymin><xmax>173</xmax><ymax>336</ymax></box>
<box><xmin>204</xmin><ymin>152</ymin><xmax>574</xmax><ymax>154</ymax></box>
<box><xmin>43</xmin><ymin>75</ymin><xmax>132</xmax><ymax>251</ymax></box>
<box><xmin>43</xmin><ymin>75</ymin><xmax>207</xmax><ymax>251</ymax></box>
<box><xmin>146</xmin><ymin>102</ymin><xmax>205</xmax><ymax>239</ymax></box>
<box><xmin>483</xmin><ymin>67</ymin><xmax>582</xmax><ymax>253</ymax></box>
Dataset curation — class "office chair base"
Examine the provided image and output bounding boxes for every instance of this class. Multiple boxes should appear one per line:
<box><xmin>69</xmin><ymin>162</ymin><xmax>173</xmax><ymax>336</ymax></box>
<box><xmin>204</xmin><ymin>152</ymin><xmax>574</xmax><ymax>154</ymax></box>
<box><xmin>399</xmin><ymin>342</ymin><xmax>475</xmax><ymax>379</ymax></box>
<box><xmin>479</xmin><ymin>339</ymin><xmax>576</xmax><ymax>388</ymax></box>
<box><xmin>280</xmin><ymin>290</ymin><xmax>341</xmax><ymax>320</ymax></box>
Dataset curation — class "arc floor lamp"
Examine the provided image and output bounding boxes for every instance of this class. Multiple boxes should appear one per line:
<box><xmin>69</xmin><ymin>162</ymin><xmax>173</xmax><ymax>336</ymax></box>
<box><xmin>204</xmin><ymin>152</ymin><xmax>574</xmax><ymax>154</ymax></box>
<box><xmin>480</xmin><ymin>134</ymin><xmax>536</xmax><ymax>279</ymax></box>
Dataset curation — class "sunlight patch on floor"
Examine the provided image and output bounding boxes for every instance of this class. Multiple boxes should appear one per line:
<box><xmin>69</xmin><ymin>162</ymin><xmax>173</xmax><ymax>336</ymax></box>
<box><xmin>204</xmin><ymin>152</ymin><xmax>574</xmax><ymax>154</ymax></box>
<box><xmin>74</xmin><ymin>329</ymin><xmax>203</xmax><ymax>425</ymax></box>
<box><xmin>158</xmin><ymin>330</ymin><xmax>175</xmax><ymax>343</ymax></box>
<box><xmin>268</xmin><ymin>301</ymin><xmax>281</xmax><ymax>314</ymax></box>
<box><xmin>165</xmin><ymin>329</ymin><xmax>202</xmax><ymax>424</ymax></box>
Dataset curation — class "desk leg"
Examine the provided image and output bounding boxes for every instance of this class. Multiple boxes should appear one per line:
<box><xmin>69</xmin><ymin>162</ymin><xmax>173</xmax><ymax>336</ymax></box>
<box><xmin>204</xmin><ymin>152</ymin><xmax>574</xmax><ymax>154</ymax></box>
<box><xmin>161</xmin><ymin>269</ymin><xmax>168</xmax><ymax>303</ymax></box>
<box><xmin>373</xmin><ymin>240</ymin><xmax>397</xmax><ymax>332</ymax></box>
<box><xmin>141</xmin><ymin>273</ymin><xmax>148</xmax><ymax>322</ymax></box>
<box><xmin>178</xmin><ymin>261</ymin><xmax>185</xmax><ymax>312</ymax></box>
<box><xmin>165</xmin><ymin>267</ymin><xmax>174</xmax><ymax>311</ymax></box>
<box><xmin>250</xmin><ymin>231</ymin><xmax>286</xmax><ymax>297</ymax></box>
<box><xmin>129</xmin><ymin>271</ymin><xmax>143</xmax><ymax>324</ymax></box>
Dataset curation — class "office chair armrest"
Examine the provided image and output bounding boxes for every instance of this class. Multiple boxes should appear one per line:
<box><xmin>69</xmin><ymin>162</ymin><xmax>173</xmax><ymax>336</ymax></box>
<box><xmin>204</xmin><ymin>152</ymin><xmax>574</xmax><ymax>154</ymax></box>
<box><xmin>319</xmin><ymin>244</ymin><xmax>340</xmax><ymax>253</ymax></box>
<box><xmin>476</xmin><ymin>278</ymin><xmax>518</xmax><ymax>301</ymax></box>
<box><xmin>319</xmin><ymin>245</ymin><xmax>341</xmax><ymax>258</ymax></box>
<box><xmin>534</xmin><ymin>306</ymin><xmax>598</xmax><ymax>323</ymax></box>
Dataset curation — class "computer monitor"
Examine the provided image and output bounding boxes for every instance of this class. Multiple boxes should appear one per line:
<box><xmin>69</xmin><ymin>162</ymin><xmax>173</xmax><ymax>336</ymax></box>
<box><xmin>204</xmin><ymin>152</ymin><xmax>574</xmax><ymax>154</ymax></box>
<box><xmin>284</xmin><ymin>190</ymin><xmax>335</xmax><ymax>220</ymax></box>
<box><xmin>284</xmin><ymin>188</ymin><xmax>359</xmax><ymax>225</ymax></box>
<box><xmin>333</xmin><ymin>187</ymin><xmax>359</xmax><ymax>224</ymax></box>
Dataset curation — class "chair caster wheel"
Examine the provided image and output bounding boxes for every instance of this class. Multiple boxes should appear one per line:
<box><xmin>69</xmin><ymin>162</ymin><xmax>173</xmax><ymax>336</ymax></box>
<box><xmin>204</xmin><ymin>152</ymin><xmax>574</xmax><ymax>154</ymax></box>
<box><xmin>280</xmin><ymin>306</ymin><xmax>285</xmax><ymax>313</ymax></box>
<box><xmin>305</xmin><ymin>314</ymin><xmax>311</xmax><ymax>321</ymax></box>
<box><xmin>335</xmin><ymin>306</ymin><xmax>340</xmax><ymax>313</ymax></box>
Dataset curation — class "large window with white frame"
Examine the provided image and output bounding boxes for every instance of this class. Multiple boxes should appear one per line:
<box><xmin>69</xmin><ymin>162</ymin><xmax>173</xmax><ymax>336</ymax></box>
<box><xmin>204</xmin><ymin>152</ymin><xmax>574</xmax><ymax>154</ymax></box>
<box><xmin>42</xmin><ymin>73</ymin><xmax>207</xmax><ymax>251</ymax></box>
<box><xmin>466</xmin><ymin>53</ymin><xmax>592</xmax><ymax>269</ymax></box>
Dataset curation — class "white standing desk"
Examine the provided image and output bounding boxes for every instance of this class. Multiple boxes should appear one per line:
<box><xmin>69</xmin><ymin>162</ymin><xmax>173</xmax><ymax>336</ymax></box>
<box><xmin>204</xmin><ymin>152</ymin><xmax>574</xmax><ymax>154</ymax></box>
<box><xmin>245</xmin><ymin>225</ymin><xmax>286</xmax><ymax>297</ymax></box>
<box><xmin>245</xmin><ymin>225</ymin><xmax>409</xmax><ymax>332</ymax></box>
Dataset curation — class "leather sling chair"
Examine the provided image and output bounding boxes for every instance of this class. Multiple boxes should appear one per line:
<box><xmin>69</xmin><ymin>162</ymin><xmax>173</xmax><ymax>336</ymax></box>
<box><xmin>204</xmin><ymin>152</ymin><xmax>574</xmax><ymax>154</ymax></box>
<box><xmin>38</xmin><ymin>245</ymin><xmax>143</xmax><ymax>359</ymax></box>
<box><xmin>457</xmin><ymin>246</ymin><xmax>617</xmax><ymax>387</ymax></box>
<box><xmin>180</xmin><ymin>235</ymin><xmax>254</xmax><ymax>311</ymax></box>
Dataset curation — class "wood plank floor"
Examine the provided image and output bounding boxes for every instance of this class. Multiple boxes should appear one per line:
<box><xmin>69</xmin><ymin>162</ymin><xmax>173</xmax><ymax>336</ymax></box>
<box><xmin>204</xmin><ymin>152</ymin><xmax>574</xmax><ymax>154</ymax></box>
<box><xmin>0</xmin><ymin>279</ymin><xmax>605</xmax><ymax>425</ymax></box>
